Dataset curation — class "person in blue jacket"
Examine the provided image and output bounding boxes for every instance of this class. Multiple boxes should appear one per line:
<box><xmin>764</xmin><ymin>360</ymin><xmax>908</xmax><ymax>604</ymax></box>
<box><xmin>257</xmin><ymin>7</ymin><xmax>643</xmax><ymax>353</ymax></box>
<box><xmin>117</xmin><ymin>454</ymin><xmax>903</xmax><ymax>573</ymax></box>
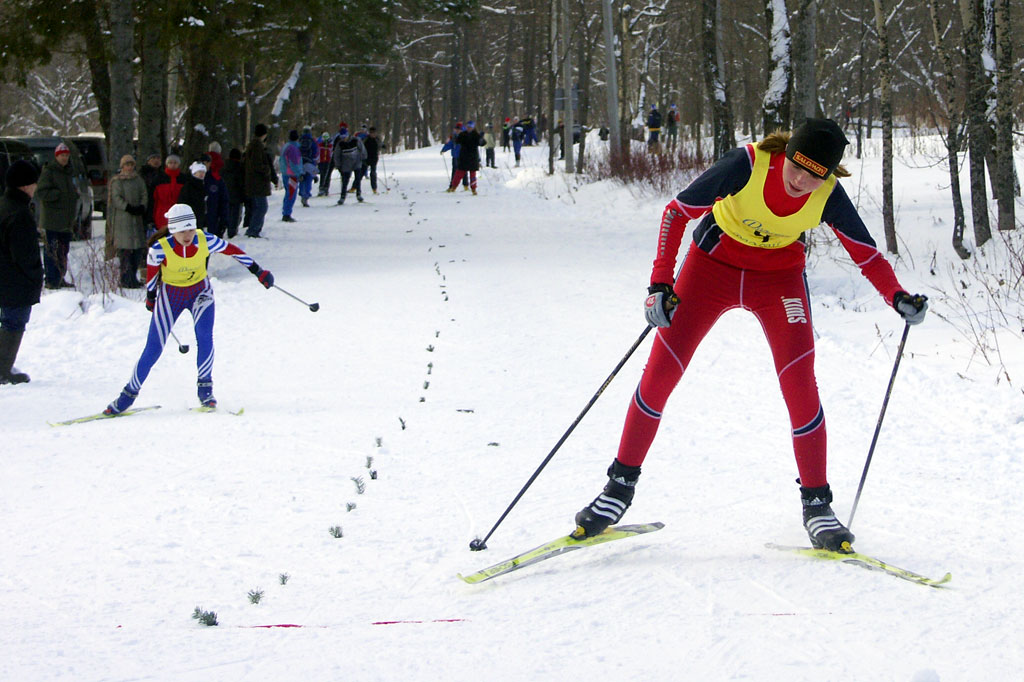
<box><xmin>440</xmin><ymin>123</ymin><xmax>468</xmax><ymax>190</ymax></box>
<box><xmin>298</xmin><ymin>127</ymin><xmax>319</xmax><ymax>207</ymax></box>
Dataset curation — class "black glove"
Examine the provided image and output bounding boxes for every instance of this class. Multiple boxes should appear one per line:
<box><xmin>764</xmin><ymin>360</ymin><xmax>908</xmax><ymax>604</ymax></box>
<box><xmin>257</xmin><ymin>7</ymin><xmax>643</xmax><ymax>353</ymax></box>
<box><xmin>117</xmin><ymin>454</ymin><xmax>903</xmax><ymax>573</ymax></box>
<box><xmin>644</xmin><ymin>283</ymin><xmax>678</xmax><ymax>328</ymax></box>
<box><xmin>145</xmin><ymin>290</ymin><xmax>156</xmax><ymax>312</ymax></box>
<box><xmin>893</xmin><ymin>291</ymin><xmax>928</xmax><ymax>325</ymax></box>
<box><xmin>248</xmin><ymin>262</ymin><xmax>274</xmax><ymax>289</ymax></box>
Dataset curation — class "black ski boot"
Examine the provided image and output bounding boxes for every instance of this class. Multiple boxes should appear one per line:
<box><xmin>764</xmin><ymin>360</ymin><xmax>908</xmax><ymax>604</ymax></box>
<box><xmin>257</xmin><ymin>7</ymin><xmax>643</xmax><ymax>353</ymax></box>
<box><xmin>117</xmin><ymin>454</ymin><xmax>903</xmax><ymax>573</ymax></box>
<box><xmin>801</xmin><ymin>483</ymin><xmax>855</xmax><ymax>552</ymax></box>
<box><xmin>573</xmin><ymin>460</ymin><xmax>641</xmax><ymax>538</ymax></box>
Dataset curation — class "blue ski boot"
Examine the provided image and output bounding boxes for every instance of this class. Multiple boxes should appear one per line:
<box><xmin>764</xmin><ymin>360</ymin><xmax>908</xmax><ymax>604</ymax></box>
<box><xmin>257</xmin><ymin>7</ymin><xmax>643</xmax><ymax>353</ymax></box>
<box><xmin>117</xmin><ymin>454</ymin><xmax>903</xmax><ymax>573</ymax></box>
<box><xmin>103</xmin><ymin>387</ymin><xmax>138</xmax><ymax>415</ymax></box>
<box><xmin>198</xmin><ymin>380</ymin><xmax>216</xmax><ymax>408</ymax></box>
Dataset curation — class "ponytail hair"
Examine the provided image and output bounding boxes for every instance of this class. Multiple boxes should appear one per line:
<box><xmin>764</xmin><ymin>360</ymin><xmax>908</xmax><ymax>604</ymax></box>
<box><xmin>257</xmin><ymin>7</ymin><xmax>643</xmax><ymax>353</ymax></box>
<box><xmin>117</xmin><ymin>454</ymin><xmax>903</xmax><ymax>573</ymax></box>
<box><xmin>147</xmin><ymin>226</ymin><xmax>169</xmax><ymax>248</ymax></box>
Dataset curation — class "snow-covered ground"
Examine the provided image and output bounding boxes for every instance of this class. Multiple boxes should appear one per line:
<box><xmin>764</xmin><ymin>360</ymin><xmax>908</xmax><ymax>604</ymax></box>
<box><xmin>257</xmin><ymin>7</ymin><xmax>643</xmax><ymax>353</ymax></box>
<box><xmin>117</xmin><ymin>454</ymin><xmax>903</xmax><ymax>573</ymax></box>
<box><xmin>2</xmin><ymin>135</ymin><xmax>1022</xmax><ymax>681</ymax></box>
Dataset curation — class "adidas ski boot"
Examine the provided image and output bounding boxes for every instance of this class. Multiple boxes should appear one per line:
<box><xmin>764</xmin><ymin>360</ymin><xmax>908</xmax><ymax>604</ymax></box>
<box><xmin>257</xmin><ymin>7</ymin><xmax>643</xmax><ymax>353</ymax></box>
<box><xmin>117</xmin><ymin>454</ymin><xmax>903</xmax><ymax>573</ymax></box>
<box><xmin>104</xmin><ymin>387</ymin><xmax>138</xmax><ymax>415</ymax></box>
<box><xmin>800</xmin><ymin>483</ymin><xmax>855</xmax><ymax>552</ymax></box>
<box><xmin>573</xmin><ymin>460</ymin><xmax>641</xmax><ymax>539</ymax></box>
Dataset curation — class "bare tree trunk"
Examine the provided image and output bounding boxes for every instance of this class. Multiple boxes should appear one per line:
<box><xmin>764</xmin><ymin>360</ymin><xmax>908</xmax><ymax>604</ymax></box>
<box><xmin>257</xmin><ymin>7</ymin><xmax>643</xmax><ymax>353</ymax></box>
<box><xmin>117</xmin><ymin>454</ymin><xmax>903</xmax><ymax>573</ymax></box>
<box><xmin>959</xmin><ymin>0</ymin><xmax>993</xmax><ymax>246</ymax></box>
<box><xmin>761</xmin><ymin>0</ymin><xmax>791</xmax><ymax>135</ymax></box>
<box><xmin>107</xmin><ymin>0</ymin><xmax>134</xmax><ymax>169</ymax></box>
<box><xmin>702</xmin><ymin>0</ymin><xmax>734</xmax><ymax>159</ymax></box>
<box><xmin>872</xmin><ymin>0</ymin><xmax>897</xmax><ymax>254</ymax></box>
<box><xmin>619</xmin><ymin>2</ymin><xmax>634</xmax><ymax>151</ymax></box>
<box><xmin>928</xmin><ymin>0</ymin><xmax>971</xmax><ymax>259</ymax></box>
<box><xmin>548</xmin><ymin>0</ymin><xmax>558</xmax><ymax>174</ymax></box>
<box><xmin>561</xmin><ymin>0</ymin><xmax>575</xmax><ymax>173</ymax></box>
<box><xmin>81</xmin><ymin>4</ymin><xmax>111</xmax><ymax>136</ymax></box>
<box><xmin>138</xmin><ymin>27</ymin><xmax>167</xmax><ymax>161</ymax></box>
<box><xmin>992</xmin><ymin>0</ymin><xmax>1016</xmax><ymax>231</ymax></box>
<box><xmin>601</xmin><ymin>0</ymin><xmax>621</xmax><ymax>154</ymax></box>
<box><xmin>790</xmin><ymin>0</ymin><xmax>817</xmax><ymax>127</ymax></box>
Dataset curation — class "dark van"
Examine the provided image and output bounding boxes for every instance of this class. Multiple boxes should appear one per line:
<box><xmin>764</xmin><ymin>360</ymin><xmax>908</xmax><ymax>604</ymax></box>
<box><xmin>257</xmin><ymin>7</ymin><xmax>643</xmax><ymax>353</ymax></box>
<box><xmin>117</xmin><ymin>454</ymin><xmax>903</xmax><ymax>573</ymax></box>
<box><xmin>16</xmin><ymin>136</ymin><xmax>94</xmax><ymax>240</ymax></box>
<box><xmin>0</xmin><ymin>138</ymin><xmax>37</xmax><ymax>192</ymax></box>
<box><xmin>67</xmin><ymin>134</ymin><xmax>109</xmax><ymax>216</ymax></box>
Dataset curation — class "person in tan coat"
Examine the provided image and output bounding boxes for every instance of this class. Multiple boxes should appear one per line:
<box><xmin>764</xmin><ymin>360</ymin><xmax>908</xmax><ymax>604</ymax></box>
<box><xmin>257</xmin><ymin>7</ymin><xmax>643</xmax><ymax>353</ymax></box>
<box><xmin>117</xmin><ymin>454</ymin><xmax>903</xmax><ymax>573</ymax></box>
<box><xmin>107</xmin><ymin>155</ymin><xmax>149</xmax><ymax>288</ymax></box>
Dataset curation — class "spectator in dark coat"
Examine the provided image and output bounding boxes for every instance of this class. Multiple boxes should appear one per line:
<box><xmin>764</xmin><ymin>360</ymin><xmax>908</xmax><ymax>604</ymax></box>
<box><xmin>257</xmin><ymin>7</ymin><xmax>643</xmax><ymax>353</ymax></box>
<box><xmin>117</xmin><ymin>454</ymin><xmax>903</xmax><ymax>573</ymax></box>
<box><xmin>203</xmin><ymin>160</ymin><xmax>230</xmax><ymax>238</ymax></box>
<box><xmin>362</xmin><ymin>127</ymin><xmax>383</xmax><ymax>194</ymax></box>
<box><xmin>447</xmin><ymin>121</ymin><xmax>485</xmax><ymax>195</ymax></box>
<box><xmin>243</xmin><ymin>123</ymin><xmax>274</xmax><ymax>238</ymax></box>
<box><xmin>178</xmin><ymin>162</ymin><xmax>209</xmax><ymax>230</ymax></box>
<box><xmin>221</xmin><ymin>148</ymin><xmax>245</xmax><ymax>238</ymax></box>
<box><xmin>332</xmin><ymin>127</ymin><xmax>367</xmax><ymax>204</ymax></box>
<box><xmin>0</xmin><ymin>160</ymin><xmax>42</xmax><ymax>384</ymax></box>
<box><xmin>35</xmin><ymin>143</ymin><xmax>78</xmax><ymax>289</ymax></box>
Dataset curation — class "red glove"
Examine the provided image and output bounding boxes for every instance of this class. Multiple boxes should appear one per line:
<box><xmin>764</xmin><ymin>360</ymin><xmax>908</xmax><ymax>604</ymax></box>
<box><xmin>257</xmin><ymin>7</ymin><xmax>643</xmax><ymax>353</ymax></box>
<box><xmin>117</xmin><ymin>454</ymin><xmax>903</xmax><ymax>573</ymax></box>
<box><xmin>146</xmin><ymin>291</ymin><xmax>156</xmax><ymax>312</ymax></box>
<box><xmin>257</xmin><ymin>270</ymin><xmax>274</xmax><ymax>289</ymax></box>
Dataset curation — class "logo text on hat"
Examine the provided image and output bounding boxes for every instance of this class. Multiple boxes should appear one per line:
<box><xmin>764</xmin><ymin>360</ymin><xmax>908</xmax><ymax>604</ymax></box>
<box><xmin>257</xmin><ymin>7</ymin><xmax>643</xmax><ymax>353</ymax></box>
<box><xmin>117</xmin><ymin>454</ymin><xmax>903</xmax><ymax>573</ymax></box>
<box><xmin>792</xmin><ymin>151</ymin><xmax>827</xmax><ymax>178</ymax></box>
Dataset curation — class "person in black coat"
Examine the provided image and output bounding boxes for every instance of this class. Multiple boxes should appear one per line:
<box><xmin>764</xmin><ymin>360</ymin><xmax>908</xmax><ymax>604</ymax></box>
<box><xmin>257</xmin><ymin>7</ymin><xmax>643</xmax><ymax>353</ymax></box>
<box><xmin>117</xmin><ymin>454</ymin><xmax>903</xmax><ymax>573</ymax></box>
<box><xmin>446</xmin><ymin>121</ymin><xmax>485</xmax><ymax>195</ymax></box>
<box><xmin>178</xmin><ymin>162</ymin><xmax>209</xmax><ymax>230</ymax></box>
<box><xmin>0</xmin><ymin>160</ymin><xmax>43</xmax><ymax>384</ymax></box>
<box><xmin>362</xmin><ymin>128</ymin><xmax>383</xmax><ymax>195</ymax></box>
<box><xmin>221</xmin><ymin>148</ymin><xmax>246</xmax><ymax>238</ymax></box>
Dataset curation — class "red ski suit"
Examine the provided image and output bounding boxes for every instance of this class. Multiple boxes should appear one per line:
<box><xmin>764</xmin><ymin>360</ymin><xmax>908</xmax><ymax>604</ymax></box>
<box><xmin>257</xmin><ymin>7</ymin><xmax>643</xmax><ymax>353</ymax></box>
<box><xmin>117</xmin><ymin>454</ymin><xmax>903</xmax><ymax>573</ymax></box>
<box><xmin>619</xmin><ymin>144</ymin><xmax>904</xmax><ymax>488</ymax></box>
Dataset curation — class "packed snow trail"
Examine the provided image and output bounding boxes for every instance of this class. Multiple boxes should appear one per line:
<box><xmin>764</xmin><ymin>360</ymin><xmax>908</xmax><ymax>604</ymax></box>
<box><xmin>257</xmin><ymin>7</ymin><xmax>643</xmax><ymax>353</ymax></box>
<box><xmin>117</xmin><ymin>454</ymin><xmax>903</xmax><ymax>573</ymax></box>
<box><xmin>1</xmin><ymin>139</ymin><xmax>1022</xmax><ymax>681</ymax></box>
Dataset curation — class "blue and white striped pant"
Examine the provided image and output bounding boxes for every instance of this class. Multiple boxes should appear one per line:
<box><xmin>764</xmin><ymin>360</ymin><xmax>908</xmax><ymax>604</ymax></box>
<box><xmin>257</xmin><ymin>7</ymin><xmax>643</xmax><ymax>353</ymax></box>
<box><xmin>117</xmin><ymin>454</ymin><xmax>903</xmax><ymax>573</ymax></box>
<box><xmin>125</xmin><ymin>280</ymin><xmax>215</xmax><ymax>394</ymax></box>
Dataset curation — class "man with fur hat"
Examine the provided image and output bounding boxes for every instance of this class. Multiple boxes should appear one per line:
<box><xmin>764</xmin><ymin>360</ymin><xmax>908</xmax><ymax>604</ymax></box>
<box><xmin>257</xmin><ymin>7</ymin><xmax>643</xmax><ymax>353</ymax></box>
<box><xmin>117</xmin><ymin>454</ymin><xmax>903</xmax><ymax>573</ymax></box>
<box><xmin>0</xmin><ymin>160</ymin><xmax>42</xmax><ymax>384</ymax></box>
<box><xmin>35</xmin><ymin>142</ymin><xmax>79</xmax><ymax>289</ymax></box>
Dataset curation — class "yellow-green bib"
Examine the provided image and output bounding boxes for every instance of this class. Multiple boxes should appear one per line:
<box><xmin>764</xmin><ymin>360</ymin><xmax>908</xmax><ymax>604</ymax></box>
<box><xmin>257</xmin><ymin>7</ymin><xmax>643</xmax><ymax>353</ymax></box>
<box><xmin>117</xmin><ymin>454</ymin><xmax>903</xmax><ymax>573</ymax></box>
<box><xmin>158</xmin><ymin>231</ymin><xmax>209</xmax><ymax>286</ymax></box>
<box><xmin>711</xmin><ymin>146</ymin><xmax>836</xmax><ymax>249</ymax></box>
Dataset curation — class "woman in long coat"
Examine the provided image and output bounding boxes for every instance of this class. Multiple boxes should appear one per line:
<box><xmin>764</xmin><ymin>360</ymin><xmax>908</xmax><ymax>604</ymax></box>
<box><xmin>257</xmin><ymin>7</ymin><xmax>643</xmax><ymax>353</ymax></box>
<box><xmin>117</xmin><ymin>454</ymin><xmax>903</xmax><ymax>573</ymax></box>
<box><xmin>107</xmin><ymin>155</ymin><xmax>149</xmax><ymax>288</ymax></box>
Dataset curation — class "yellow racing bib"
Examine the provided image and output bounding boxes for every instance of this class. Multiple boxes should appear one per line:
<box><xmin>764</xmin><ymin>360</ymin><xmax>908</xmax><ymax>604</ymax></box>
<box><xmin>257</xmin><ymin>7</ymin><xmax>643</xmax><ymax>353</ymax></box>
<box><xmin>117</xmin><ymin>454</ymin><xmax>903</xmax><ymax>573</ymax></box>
<box><xmin>711</xmin><ymin>146</ymin><xmax>835</xmax><ymax>249</ymax></box>
<box><xmin>158</xmin><ymin>231</ymin><xmax>209</xmax><ymax>286</ymax></box>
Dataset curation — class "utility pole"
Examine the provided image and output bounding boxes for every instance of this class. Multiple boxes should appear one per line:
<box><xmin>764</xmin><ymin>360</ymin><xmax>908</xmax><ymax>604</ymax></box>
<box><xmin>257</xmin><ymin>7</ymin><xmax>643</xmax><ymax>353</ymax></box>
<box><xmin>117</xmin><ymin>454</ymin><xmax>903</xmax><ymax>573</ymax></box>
<box><xmin>601</xmin><ymin>0</ymin><xmax>621</xmax><ymax>154</ymax></box>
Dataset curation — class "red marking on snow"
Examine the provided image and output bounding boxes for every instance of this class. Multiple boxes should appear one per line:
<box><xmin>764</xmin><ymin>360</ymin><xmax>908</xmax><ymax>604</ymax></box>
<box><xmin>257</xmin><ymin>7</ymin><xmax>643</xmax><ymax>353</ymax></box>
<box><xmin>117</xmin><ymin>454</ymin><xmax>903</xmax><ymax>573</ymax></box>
<box><xmin>371</xmin><ymin>619</ymin><xmax>467</xmax><ymax>625</ymax></box>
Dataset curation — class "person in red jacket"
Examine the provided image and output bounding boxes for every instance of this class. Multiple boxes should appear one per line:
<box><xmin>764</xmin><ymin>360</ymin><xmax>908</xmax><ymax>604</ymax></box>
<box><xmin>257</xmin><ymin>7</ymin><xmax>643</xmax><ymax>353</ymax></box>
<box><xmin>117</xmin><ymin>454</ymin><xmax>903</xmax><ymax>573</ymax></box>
<box><xmin>572</xmin><ymin>118</ymin><xmax>929</xmax><ymax>553</ymax></box>
<box><xmin>148</xmin><ymin>155</ymin><xmax>185</xmax><ymax>230</ymax></box>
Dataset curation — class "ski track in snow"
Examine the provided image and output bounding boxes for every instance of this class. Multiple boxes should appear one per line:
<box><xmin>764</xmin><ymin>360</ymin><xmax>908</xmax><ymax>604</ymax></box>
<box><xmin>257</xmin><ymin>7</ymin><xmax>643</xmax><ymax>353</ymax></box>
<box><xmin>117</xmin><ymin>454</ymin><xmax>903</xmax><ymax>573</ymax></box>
<box><xmin>2</xmin><ymin>138</ymin><xmax>1022</xmax><ymax>681</ymax></box>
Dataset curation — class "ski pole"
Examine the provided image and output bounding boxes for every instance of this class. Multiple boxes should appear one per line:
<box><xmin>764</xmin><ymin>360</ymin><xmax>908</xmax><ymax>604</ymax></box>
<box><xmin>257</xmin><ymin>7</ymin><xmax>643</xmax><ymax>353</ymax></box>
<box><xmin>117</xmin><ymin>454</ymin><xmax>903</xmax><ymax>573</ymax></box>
<box><xmin>847</xmin><ymin>322</ymin><xmax>910</xmax><ymax>530</ymax></box>
<box><xmin>273</xmin><ymin>285</ymin><xmax>320</xmax><ymax>312</ymax></box>
<box><xmin>469</xmin><ymin>324</ymin><xmax>654</xmax><ymax>551</ymax></box>
<box><xmin>169</xmin><ymin>329</ymin><xmax>189</xmax><ymax>354</ymax></box>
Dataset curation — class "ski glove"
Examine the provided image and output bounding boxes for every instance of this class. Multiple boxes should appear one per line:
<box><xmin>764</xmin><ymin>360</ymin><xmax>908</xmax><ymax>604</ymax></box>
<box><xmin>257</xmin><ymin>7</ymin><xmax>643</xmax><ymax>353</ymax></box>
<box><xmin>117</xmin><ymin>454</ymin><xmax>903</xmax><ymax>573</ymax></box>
<box><xmin>145</xmin><ymin>290</ymin><xmax>156</xmax><ymax>312</ymax></box>
<box><xmin>644</xmin><ymin>283</ymin><xmax>679</xmax><ymax>328</ymax></box>
<box><xmin>248</xmin><ymin>262</ymin><xmax>274</xmax><ymax>289</ymax></box>
<box><xmin>893</xmin><ymin>291</ymin><xmax>928</xmax><ymax>325</ymax></box>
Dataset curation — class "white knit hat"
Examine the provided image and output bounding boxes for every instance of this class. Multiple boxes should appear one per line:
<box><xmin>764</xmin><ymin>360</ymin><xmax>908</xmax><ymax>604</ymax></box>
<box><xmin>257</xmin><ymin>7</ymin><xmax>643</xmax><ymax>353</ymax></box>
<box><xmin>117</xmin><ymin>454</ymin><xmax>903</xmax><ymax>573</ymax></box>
<box><xmin>189</xmin><ymin>161</ymin><xmax>207</xmax><ymax>176</ymax></box>
<box><xmin>164</xmin><ymin>204</ymin><xmax>197</xmax><ymax>233</ymax></box>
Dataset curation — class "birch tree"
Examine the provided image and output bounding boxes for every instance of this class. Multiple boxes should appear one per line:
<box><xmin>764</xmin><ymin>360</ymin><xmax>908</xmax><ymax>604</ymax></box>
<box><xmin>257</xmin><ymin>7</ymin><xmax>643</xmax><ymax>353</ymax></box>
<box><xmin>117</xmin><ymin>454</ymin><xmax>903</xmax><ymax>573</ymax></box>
<box><xmin>761</xmin><ymin>0</ymin><xmax>791</xmax><ymax>134</ymax></box>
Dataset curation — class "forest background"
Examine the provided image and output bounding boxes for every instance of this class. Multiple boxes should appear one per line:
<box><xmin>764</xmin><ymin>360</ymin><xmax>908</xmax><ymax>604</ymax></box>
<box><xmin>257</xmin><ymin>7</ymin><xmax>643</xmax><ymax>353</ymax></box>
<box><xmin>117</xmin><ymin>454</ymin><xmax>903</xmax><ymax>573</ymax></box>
<box><xmin>0</xmin><ymin>0</ymin><xmax>1021</xmax><ymax>257</ymax></box>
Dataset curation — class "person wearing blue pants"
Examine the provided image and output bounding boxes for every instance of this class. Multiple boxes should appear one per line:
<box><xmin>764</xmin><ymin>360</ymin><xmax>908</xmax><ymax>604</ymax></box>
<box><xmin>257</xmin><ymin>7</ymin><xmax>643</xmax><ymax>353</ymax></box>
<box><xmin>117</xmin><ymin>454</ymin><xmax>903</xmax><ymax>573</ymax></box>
<box><xmin>103</xmin><ymin>204</ymin><xmax>274</xmax><ymax>414</ymax></box>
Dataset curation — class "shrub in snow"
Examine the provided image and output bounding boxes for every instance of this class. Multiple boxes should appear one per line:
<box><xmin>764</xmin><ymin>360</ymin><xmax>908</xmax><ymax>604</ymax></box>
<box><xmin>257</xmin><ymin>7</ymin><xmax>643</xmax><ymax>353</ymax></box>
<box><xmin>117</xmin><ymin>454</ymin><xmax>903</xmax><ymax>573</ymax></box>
<box><xmin>192</xmin><ymin>607</ymin><xmax>218</xmax><ymax>626</ymax></box>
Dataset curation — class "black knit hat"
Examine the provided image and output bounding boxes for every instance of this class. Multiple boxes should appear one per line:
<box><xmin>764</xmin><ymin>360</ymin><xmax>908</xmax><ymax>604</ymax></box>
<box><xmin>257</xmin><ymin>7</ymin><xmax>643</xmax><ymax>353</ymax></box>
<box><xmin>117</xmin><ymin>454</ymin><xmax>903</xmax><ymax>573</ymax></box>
<box><xmin>786</xmin><ymin>118</ymin><xmax>849</xmax><ymax>179</ymax></box>
<box><xmin>254</xmin><ymin>123</ymin><xmax>269</xmax><ymax>137</ymax></box>
<box><xmin>4</xmin><ymin>159</ymin><xmax>39</xmax><ymax>189</ymax></box>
